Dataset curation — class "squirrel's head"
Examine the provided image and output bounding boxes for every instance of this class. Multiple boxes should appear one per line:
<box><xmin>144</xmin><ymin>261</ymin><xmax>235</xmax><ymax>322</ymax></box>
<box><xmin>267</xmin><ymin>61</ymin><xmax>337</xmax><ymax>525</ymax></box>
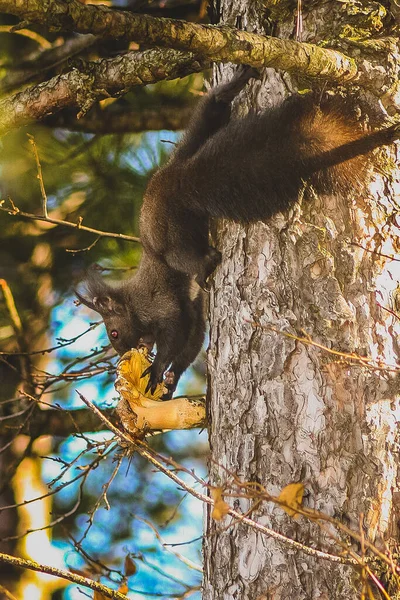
<box><xmin>76</xmin><ymin>268</ymin><xmax>155</xmax><ymax>356</ymax></box>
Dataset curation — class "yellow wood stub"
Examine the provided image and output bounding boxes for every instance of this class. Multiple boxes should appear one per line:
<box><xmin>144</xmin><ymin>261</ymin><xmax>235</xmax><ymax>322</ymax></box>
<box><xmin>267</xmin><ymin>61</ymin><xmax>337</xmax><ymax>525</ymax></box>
<box><xmin>115</xmin><ymin>349</ymin><xmax>206</xmax><ymax>434</ymax></box>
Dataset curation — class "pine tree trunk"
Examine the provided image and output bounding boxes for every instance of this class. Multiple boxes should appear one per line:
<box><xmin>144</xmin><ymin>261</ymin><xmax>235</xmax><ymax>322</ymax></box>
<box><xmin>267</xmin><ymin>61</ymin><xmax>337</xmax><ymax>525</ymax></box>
<box><xmin>203</xmin><ymin>1</ymin><xmax>400</xmax><ymax>598</ymax></box>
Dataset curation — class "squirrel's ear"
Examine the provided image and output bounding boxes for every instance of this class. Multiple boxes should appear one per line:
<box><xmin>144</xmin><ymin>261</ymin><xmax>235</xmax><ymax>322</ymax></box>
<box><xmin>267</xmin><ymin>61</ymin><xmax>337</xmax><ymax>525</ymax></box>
<box><xmin>75</xmin><ymin>290</ymin><xmax>125</xmax><ymax>316</ymax></box>
<box><xmin>93</xmin><ymin>294</ymin><xmax>125</xmax><ymax>316</ymax></box>
<box><xmin>75</xmin><ymin>269</ymin><xmax>126</xmax><ymax>316</ymax></box>
<box><xmin>74</xmin><ymin>289</ymin><xmax>96</xmax><ymax>311</ymax></box>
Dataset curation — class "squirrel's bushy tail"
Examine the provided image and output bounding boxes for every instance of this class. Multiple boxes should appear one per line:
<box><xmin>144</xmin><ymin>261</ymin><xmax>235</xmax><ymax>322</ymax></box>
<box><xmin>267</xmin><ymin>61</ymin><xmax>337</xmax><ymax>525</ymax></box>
<box><xmin>181</xmin><ymin>94</ymin><xmax>396</xmax><ymax>221</ymax></box>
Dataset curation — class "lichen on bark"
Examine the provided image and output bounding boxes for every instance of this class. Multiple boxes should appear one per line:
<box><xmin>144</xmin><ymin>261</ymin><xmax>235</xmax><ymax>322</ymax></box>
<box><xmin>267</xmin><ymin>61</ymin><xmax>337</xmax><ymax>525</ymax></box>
<box><xmin>204</xmin><ymin>0</ymin><xmax>400</xmax><ymax>598</ymax></box>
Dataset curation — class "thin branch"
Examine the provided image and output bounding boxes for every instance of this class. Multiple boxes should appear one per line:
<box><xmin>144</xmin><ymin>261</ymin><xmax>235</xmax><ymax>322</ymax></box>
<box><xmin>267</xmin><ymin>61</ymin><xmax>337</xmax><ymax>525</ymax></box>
<box><xmin>0</xmin><ymin>552</ymin><xmax>130</xmax><ymax>600</ymax></box>
<box><xmin>217</xmin><ymin>464</ymin><xmax>393</xmax><ymax>570</ymax></box>
<box><xmin>0</xmin><ymin>196</ymin><xmax>140</xmax><ymax>244</ymax></box>
<box><xmin>0</xmin><ymin>441</ymin><xmax>116</xmax><ymax>514</ymax></box>
<box><xmin>134</xmin><ymin>515</ymin><xmax>203</xmax><ymax>572</ymax></box>
<box><xmin>350</xmin><ymin>241</ymin><xmax>400</xmax><ymax>262</ymax></box>
<box><xmin>65</xmin><ymin>235</ymin><xmax>101</xmax><ymax>253</ymax></box>
<box><xmin>20</xmin><ymin>132</ymin><xmax>140</xmax><ymax>244</ymax></box>
<box><xmin>27</xmin><ymin>134</ymin><xmax>48</xmax><ymax>217</ymax></box>
<box><xmin>0</xmin><ymin>279</ymin><xmax>22</xmax><ymax>335</ymax></box>
<box><xmin>248</xmin><ymin>322</ymin><xmax>400</xmax><ymax>374</ymax></box>
<box><xmin>0</xmin><ymin>323</ymin><xmax>101</xmax><ymax>357</ymax></box>
<box><xmin>0</xmin><ymin>0</ymin><xmax>358</xmax><ymax>81</ymax></box>
<box><xmin>0</xmin><ymin>278</ymin><xmax>35</xmax><ymax>393</ymax></box>
<box><xmin>0</xmin><ymin>584</ymin><xmax>19</xmax><ymax>600</ymax></box>
<box><xmin>377</xmin><ymin>302</ymin><xmax>400</xmax><ymax>321</ymax></box>
<box><xmin>139</xmin><ymin>553</ymin><xmax>192</xmax><ymax>590</ymax></box>
<box><xmin>77</xmin><ymin>394</ymin><xmax>359</xmax><ymax>567</ymax></box>
<box><xmin>78</xmin><ymin>453</ymin><xmax>124</xmax><ymax>544</ymax></box>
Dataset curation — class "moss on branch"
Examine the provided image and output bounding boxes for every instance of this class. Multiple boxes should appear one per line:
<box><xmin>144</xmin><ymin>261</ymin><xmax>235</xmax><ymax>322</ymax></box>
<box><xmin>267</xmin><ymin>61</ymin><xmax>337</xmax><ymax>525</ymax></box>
<box><xmin>0</xmin><ymin>48</ymin><xmax>207</xmax><ymax>135</ymax></box>
<box><xmin>0</xmin><ymin>0</ymin><xmax>357</xmax><ymax>81</ymax></box>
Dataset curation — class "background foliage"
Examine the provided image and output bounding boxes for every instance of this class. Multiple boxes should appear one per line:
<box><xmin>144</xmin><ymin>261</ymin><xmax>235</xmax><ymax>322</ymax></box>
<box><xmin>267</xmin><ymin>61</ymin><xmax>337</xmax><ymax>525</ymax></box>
<box><xmin>0</xmin><ymin>2</ymin><xmax>209</xmax><ymax>597</ymax></box>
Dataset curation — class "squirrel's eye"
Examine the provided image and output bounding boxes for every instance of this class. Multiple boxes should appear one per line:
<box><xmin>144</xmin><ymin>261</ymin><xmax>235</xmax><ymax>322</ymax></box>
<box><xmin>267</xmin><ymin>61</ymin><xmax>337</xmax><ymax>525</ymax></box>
<box><xmin>111</xmin><ymin>330</ymin><xmax>119</xmax><ymax>339</ymax></box>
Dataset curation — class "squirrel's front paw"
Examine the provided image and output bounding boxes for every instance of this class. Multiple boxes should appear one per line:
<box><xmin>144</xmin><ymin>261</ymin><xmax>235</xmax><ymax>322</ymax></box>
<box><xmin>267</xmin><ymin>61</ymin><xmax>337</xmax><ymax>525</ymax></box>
<box><xmin>141</xmin><ymin>363</ymin><xmax>164</xmax><ymax>395</ymax></box>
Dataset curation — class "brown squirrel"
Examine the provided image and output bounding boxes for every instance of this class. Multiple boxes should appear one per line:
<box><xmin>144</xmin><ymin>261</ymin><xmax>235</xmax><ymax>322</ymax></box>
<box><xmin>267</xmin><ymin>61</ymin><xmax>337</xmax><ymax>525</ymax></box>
<box><xmin>77</xmin><ymin>66</ymin><xmax>399</xmax><ymax>395</ymax></box>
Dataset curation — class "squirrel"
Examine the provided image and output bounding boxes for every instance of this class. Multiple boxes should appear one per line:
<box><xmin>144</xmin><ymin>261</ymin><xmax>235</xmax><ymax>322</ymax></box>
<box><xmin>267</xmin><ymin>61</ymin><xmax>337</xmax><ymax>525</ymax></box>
<box><xmin>76</xmin><ymin>66</ymin><xmax>400</xmax><ymax>396</ymax></box>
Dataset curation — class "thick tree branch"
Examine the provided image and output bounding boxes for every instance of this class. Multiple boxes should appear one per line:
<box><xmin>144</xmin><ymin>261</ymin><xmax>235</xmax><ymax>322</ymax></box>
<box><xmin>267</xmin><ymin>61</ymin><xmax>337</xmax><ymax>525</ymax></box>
<box><xmin>45</xmin><ymin>104</ymin><xmax>194</xmax><ymax>134</ymax></box>
<box><xmin>0</xmin><ymin>0</ymin><xmax>357</xmax><ymax>81</ymax></box>
<box><xmin>0</xmin><ymin>405</ymin><xmax>117</xmax><ymax>438</ymax></box>
<box><xmin>0</xmin><ymin>47</ymin><xmax>207</xmax><ymax>135</ymax></box>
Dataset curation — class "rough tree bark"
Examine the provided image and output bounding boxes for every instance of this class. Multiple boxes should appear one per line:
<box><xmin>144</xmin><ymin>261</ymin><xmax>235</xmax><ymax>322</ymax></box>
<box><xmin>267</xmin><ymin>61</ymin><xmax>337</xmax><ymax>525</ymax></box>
<box><xmin>204</xmin><ymin>0</ymin><xmax>400</xmax><ymax>598</ymax></box>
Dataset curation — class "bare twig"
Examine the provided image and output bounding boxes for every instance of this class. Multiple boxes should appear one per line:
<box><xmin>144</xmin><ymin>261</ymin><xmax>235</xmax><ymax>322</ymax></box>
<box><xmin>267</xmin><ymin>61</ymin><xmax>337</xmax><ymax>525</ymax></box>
<box><xmin>0</xmin><ymin>584</ymin><xmax>19</xmax><ymax>600</ymax></box>
<box><xmin>27</xmin><ymin>135</ymin><xmax>48</xmax><ymax>217</ymax></box>
<box><xmin>247</xmin><ymin>322</ymin><xmax>400</xmax><ymax>374</ymax></box>
<box><xmin>0</xmin><ymin>279</ymin><xmax>23</xmax><ymax>335</ymax></box>
<box><xmin>134</xmin><ymin>515</ymin><xmax>203</xmax><ymax>572</ymax></box>
<box><xmin>350</xmin><ymin>241</ymin><xmax>400</xmax><ymax>262</ymax></box>
<box><xmin>0</xmin><ymin>278</ymin><xmax>34</xmax><ymax>392</ymax></box>
<box><xmin>377</xmin><ymin>302</ymin><xmax>400</xmax><ymax>321</ymax></box>
<box><xmin>0</xmin><ymin>323</ymin><xmax>101</xmax><ymax>357</ymax></box>
<box><xmin>0</xmin><ymin>196</ymin><xmax>140</xmax><ymax>243</ymax></box>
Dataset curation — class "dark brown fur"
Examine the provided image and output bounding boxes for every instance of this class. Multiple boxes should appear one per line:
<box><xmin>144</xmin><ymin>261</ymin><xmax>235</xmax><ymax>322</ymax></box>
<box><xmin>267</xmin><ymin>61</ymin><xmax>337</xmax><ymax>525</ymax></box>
<box><xmin>78</xmin><ymin>67</ymin><xmax>399</xmax><ymax>394</ymax></box>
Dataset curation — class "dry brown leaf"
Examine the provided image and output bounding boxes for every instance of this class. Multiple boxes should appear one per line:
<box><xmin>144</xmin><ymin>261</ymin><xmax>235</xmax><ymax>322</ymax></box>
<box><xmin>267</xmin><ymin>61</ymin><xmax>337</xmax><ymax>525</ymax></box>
<box><xmin>124</xmin><ymin>554</ymin><xmax>137</xmax><ymax>576</ymax></box>
<box><xmin>277</xmin><ymin>482</ymin><xmax>304</xmax><ymax>518</ymax></box>
<box><xmin>211</xmin><ymin>487</ymin><xmax>230</xmax><ymax>521</ymax></box>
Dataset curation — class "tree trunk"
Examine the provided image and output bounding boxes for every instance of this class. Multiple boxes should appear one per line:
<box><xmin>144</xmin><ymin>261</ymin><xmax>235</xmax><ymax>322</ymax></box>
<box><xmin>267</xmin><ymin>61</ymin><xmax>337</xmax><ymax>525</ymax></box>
<box><xmin>204</xmin><ymin>1</ymin><xmax>400</xmax><ymax>598</ymax></box>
